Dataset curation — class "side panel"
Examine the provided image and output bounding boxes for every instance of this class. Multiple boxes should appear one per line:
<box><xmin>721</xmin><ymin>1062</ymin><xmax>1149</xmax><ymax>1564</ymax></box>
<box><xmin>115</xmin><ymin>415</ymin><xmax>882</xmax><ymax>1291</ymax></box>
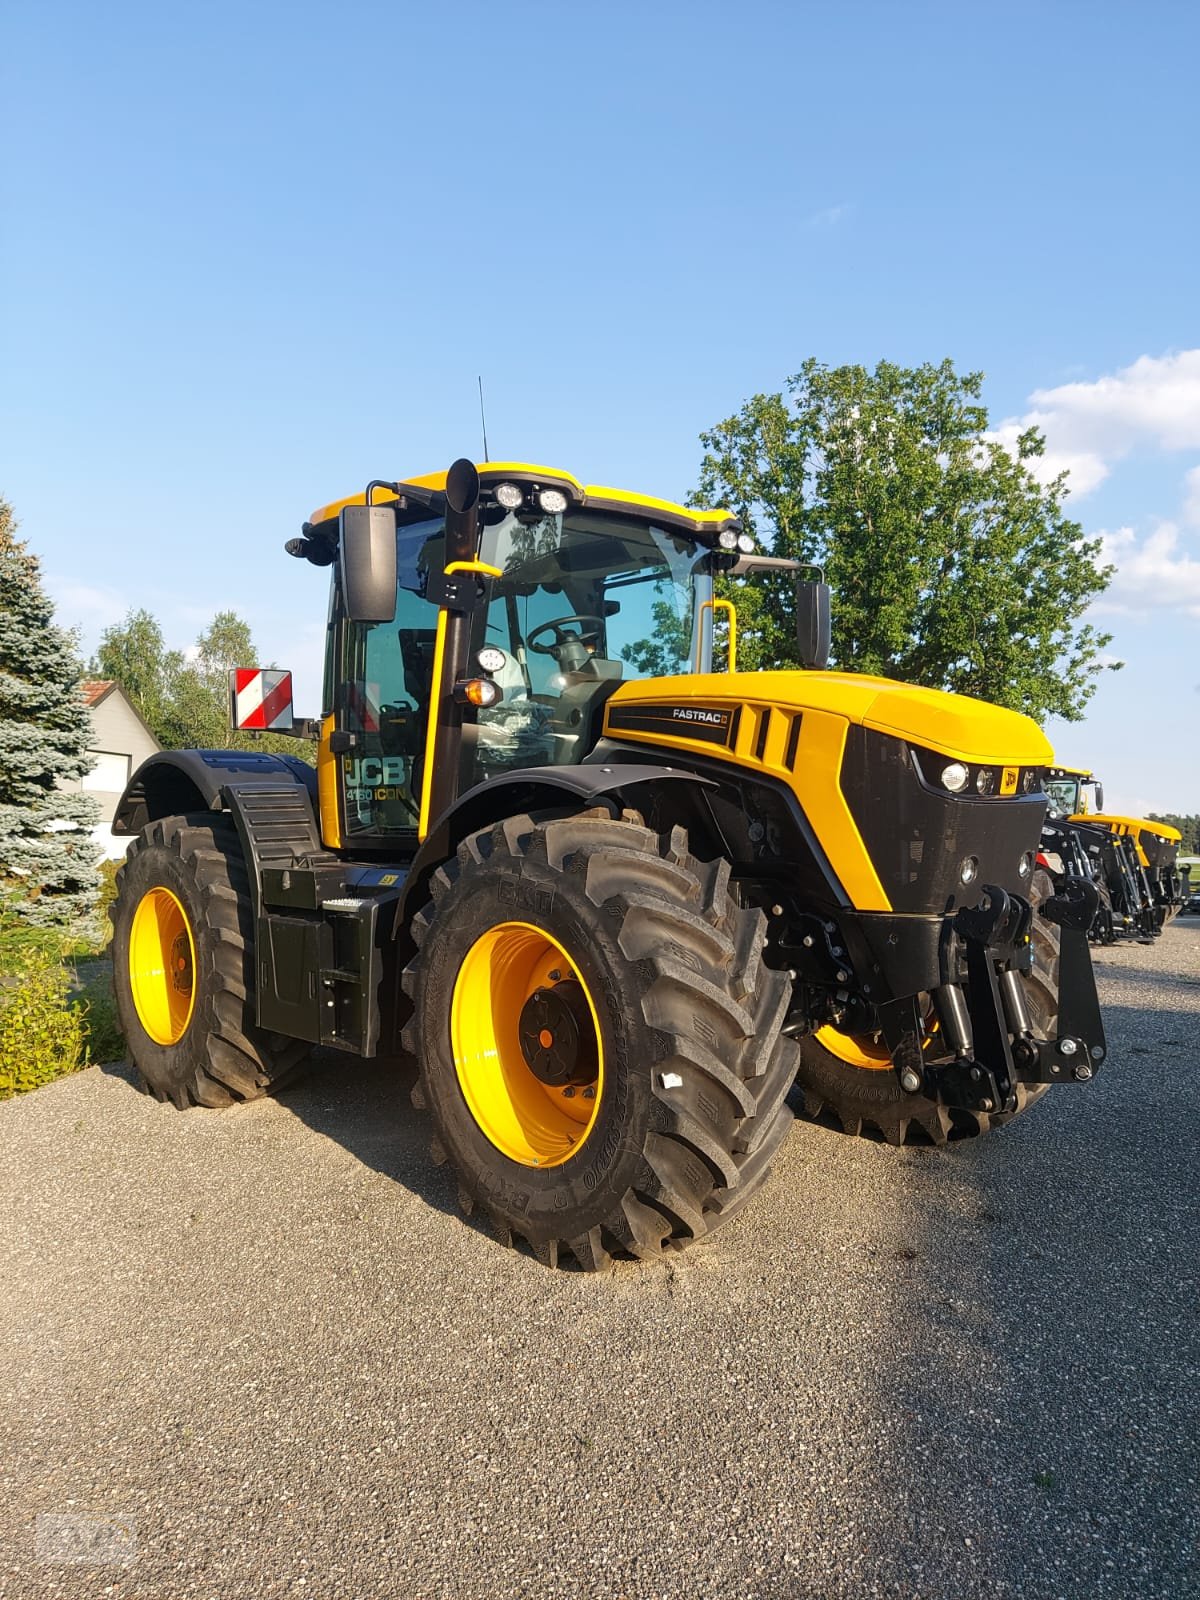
<box><xmin>602</xmin><ymin>693</ymin><xmax>890</xmax><ymax>910</ymax></box>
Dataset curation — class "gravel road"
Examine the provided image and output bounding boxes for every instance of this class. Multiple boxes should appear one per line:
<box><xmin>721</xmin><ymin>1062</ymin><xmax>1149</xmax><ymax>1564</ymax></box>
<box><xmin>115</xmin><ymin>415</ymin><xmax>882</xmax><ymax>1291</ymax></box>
<box><xmin>2</xmin><ymin>922</ymin><xmax>1198</xmax><ymax>1600</ymax></box>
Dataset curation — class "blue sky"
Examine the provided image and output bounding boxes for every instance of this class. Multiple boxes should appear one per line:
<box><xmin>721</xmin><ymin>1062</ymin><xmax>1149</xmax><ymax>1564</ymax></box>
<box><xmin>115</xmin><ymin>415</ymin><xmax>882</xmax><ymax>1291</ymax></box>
<box><xmin>3</xmin><ymin>1</ymin><xmax>1197</xmax><ymax>814</ymax></box>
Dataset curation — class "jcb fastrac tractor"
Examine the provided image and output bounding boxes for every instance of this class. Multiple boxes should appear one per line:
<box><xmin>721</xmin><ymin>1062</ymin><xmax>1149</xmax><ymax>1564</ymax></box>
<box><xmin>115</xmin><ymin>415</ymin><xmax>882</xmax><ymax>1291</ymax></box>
<box><xmin>109</xmin><ymin>460</ymin><xmax>1107</xmax><ymax>1269</ymax></box>
<box><xmin>1042</xmin><ymin>767</ymin><xmax>1189</xmax><ymax>941</ymax></box>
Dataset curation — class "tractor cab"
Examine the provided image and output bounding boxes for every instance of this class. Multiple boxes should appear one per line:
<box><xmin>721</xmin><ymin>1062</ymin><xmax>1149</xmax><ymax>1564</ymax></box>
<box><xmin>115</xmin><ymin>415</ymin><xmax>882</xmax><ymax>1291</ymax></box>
<box><xmin>292</xmin><ymin>462</ymin><xmax>832</xmax><ymax>855</ymax></box>
<box><xmin>1044</xmin><ymin>766</ymin><xmax>1102</xmax><ymax>818</ymax></box>
<box><xmin>297</xmin><ymin>464</ymin><xmax>745</xmax><ymax>850</ymax></box>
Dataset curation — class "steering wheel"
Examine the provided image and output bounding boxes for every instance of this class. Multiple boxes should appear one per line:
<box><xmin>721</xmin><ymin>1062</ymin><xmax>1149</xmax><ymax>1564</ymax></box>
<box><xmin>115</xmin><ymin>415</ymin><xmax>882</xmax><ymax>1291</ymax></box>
<box><xmin>526</xmin><ymin>615</ymin><xmax>607</xmax><ymax>658</ymax></box>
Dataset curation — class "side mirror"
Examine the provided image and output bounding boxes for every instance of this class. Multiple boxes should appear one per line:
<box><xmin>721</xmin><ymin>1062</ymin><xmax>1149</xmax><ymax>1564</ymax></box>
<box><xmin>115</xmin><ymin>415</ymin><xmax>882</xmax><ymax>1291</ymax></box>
<box><xmin>1094</xmin><ymin>783</ymin><xmax>1105</xmax><ymax>814</ymax></box>
<box><xmin>795</xmin><ymin>580</ymin><xmax>831</xmax><ymax>670</ymax></box>
<box><xmin>339</xmin><ymin>503</ymin><xmax>397</xmax><ymax>623</ymax></box>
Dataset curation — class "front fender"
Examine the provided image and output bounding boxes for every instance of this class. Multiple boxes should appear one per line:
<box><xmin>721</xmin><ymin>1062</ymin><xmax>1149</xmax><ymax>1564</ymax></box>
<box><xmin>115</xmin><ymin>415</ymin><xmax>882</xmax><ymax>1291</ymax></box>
<box><xmin>400</xmin><ymin>762</ymin><xmax>715</xmax><ymax>918</ymax></box>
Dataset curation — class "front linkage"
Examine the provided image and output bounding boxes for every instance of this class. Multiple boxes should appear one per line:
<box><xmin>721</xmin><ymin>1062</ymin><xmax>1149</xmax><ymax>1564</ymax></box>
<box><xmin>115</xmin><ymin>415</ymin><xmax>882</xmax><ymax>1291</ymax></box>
<box><xmin>879</xmin><ymin>878</ymin><xmax>1106</xmax><ymax>1116</ymax></box>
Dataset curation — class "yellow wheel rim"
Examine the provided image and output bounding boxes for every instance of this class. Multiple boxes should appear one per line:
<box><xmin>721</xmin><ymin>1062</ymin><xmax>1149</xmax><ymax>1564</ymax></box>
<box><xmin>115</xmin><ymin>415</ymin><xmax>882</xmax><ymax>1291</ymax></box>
<box><xmin>815</xmin><ymin>1016</ymin><xmax>940</xmax><ymax>1072</ymax></box>
<box><xmin>129</xmin><ymin>887</ymin><xmax>197</xmax><ymax>1046</ymax></box>
<box><xmin>450</xmin><ymin>920</ymin><xmax>604</xmax><ymax>1168</ymax></box>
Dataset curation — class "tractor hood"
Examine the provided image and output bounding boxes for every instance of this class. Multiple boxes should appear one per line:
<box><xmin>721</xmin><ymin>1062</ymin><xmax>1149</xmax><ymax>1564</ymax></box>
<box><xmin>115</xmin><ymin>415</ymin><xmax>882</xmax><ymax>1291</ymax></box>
<box><xmin>1078</xmin><ymin>814</ymin><xmax>1182</xmax><ymax>843</ymax></box>
<box><xmin>608</xmin><ymin>671</ymin><xmax>1053</xmax><ymax>767</ymax></box>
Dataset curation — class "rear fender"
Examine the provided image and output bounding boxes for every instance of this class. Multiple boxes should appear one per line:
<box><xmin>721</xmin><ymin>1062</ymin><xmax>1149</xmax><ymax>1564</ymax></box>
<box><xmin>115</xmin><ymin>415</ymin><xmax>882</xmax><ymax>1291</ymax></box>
<box><xmin>113</xmin><ymin>750</ymin><xmax>319</xmax><ymax>835</ymax></box>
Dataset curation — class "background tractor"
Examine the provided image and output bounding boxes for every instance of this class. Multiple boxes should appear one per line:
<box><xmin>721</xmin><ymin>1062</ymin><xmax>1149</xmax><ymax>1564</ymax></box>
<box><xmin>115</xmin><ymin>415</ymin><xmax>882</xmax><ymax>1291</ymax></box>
<box><xmin>109</xmin><ymin>459</ymin><xmax>1107</xmax><ymax>1268</ymax></box>
<box><xmin>1042</xmin><ymin>767</ymin><xmax>1189</xmax><ymax>940</ymax></box>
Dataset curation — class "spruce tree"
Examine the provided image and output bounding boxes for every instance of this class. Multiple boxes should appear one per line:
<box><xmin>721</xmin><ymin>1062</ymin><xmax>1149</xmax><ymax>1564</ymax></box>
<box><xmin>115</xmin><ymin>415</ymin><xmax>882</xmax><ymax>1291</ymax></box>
<box><xmin>0</xmin><ymin>498</ymin><xmax>101</xmax><ymax>927</ymax></box>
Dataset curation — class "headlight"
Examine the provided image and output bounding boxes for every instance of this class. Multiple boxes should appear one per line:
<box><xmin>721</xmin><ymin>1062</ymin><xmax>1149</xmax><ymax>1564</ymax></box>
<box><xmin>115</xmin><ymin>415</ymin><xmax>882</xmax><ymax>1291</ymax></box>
<box><xmin>537</xmin><ymin>487</ymin><xmax>568</xmax><ymax>515</ymax></box>
<box><xmin>737</xmin><ymin>533</ymin><xmax>756</xmax><ymax>553</ymax></box>
<box><xmin>1022</xmin><ymin>768</ymin><xmax>1038</xmax><ymax>793</ymax></box>
<box><xmin>941</xmin><ymin>761</ymin><xmax>969</xmax><ymax>793</ymax></box>
<box><xmin>477</xmin><ymin>646</ymin><xmax>507</xmax><ymax>674</ymax></box>
<box><xmin>976</xmin><ymin>768</ymin><xmax>995</xmax><ymax>795</ymax></box>
<box><xmin>718</xmin><ymin>530</ymin><xmax>739</xmax><ymax>551</ymax></box>
<box><xmin>494</xmin><ymin>483</ymin><xmax>523</xmax><ymax>509</ymax></box>
<box><xmin>1017</xmin><ymin>851</ymin><xmax>1034</xmax><ymax>878</ymax></box>
<box><xmin>959</xmin><ymin>855</ymin><xmax>979</xmax><ymax>884</ymax></box>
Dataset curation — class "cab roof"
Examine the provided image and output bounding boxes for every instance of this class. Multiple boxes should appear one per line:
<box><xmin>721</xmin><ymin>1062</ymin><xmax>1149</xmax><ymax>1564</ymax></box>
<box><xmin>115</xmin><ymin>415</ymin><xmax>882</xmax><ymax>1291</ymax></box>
<box><xmin>308</xmin><ymin>461</ymin><xmax>738</xmax><ymax>542</ymax></box>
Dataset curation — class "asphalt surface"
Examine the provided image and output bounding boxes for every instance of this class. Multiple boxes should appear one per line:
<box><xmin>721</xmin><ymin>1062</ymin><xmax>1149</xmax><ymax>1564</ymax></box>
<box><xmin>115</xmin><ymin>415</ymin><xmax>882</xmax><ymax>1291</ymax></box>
<box><xmin>2</xmin><ymin>923</ymin><xmax>1198</xmax><ymax>1600</ymax></box>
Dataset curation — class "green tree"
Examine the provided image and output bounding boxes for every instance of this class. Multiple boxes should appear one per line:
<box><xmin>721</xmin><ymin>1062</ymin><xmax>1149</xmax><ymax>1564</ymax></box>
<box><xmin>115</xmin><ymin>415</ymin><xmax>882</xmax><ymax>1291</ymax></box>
<box><xmin>693</xmin><ymin>358</ymin><xmax>1117</xmax><ymax>720</ymax></box>
<box><xmin>94</xmin><ymin>607</ymin><xmax>309</xmax><ymax>759</ymax></box>
<box><xmin>92</xmin><ymin>608</ymin><xmax>186</xmax><ymax>745</ymax></box>
<box><xmin>0</xmin><ymin>498</ymin><xmax>101</xmax><ymax>928</ymax></box>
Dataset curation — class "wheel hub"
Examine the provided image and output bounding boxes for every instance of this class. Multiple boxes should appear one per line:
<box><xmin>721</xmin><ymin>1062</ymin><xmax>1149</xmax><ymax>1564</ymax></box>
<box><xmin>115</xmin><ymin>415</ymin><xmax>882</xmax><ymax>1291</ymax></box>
<box><xmin>171</xmin><ymin>932</ymin><xmax>193</xmax><ymax>996</ymax></box>
<box><xmin>518</xmin><ymin>981</ymin><xmax>598</xmax><ymax>1087</ymax></box>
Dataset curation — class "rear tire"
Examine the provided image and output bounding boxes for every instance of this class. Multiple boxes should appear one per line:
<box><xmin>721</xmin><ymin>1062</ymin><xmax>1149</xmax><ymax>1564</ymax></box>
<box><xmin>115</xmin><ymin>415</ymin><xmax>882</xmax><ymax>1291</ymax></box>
<box><xmin>796</xmin><ymin>871</ymin><xmax>1058</xmax><ymax>1145</ymax></box>
<box><xmin>111</xmin><ymin>813</ymin><xmax>311</xmax><ymax>1108</ymax></box>
<box><xmin>401</xmin><ymin>811</ymin><xmax>798</xmax><ymax>1268</ymax></box>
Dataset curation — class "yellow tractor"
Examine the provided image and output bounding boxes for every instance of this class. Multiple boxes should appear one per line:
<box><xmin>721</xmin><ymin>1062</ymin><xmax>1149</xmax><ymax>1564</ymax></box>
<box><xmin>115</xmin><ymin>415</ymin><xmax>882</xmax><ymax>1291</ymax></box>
<box><xmin>109</xmin><ymin>459</ymin><xmax>1106</xmax><ymax>1268</ymax></box>
<box><xmin>1043</xmin><ymin>766</ymin><xmax>1188</xmax><ymax>937</ymax></box>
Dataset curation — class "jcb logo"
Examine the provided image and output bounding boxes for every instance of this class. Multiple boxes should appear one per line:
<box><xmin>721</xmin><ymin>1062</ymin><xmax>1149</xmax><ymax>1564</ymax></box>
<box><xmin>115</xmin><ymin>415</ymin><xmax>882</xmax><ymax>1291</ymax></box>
<box><xmin>343</xmin><ymin>756</ymin><xmax>406</xmax><ymax>787</ymax></box>
<box><xmin>1000</xmin><ymin>766</ymin><xmax>1020</xmax><ymax>796</ymax></box>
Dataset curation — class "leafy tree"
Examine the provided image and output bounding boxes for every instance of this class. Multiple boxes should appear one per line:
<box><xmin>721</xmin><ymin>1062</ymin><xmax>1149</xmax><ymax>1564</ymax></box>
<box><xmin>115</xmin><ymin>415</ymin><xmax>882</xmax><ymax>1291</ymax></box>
<box><xmin>172</xmin><ymin>611</ymin><xmax>260</xmax><ymax>750</ymax></box>
<box><xmin>92</xmin><ymin>608</ymin><xmax>186</xmax><ymax>744</ymax></box>
<box><xmin>693</xmin><ymin>358</ymin><xmax>1117</xmax><ymax>721</ymax></box>
<box><xmin>0</xmin><ymin>498</ymin><xmax>100</xmax><ymax>927</ymax></box>
<box><xmin>94</xmin><ymin>607</ymin><xmax>309</xmax><ymax>759</ymax></box>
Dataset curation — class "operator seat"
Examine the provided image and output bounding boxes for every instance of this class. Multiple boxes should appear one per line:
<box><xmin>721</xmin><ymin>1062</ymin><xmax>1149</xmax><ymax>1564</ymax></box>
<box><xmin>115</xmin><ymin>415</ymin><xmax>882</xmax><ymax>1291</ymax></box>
<box><xmin>548</xmin><ymin>658</ymin><xmax>623</xmax><ymax>764</ymax></box>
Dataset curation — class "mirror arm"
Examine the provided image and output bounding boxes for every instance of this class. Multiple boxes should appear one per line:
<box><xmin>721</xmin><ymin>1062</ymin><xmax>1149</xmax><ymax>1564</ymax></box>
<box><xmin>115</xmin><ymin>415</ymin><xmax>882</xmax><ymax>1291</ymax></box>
<box><xmin>365</xmin><ymin>479</ymin><xmax>402</xmax><ymax>507</ymax></box>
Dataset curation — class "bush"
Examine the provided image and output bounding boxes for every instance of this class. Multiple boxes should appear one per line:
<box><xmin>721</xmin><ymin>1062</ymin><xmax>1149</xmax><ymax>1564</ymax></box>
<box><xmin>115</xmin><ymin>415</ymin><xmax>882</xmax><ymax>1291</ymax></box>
<box><xmin>75</xmin><ymin>974</ymin><xmax>124</xmax><ymax>1065</ymax></box>
<box><xmin>97</xmin><ymin>858</ymin><xmax>120</xmax><ymax>921</ymax></box>
<box><xmin>0</xmin><ymin>950</ymin><xmax>88</xmax><ymax>1098</ymax></box>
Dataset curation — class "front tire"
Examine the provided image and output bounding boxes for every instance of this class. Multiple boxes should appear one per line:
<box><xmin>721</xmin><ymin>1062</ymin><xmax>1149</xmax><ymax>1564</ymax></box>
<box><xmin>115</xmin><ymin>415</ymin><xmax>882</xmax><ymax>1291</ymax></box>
<box><xmin>401</xmin><ymin>811</ymin><xmax>798</xmax><ymax>1269</ymax></box>
<box><xmin>111</xmin><ymin>813</ymin><xmax>310</xmax><ymax>1107</ymax></box>
<box><xmin>796</xmin><ymin>871</ymin><xmax>1058</xmax><ymax>1144</ymax></box>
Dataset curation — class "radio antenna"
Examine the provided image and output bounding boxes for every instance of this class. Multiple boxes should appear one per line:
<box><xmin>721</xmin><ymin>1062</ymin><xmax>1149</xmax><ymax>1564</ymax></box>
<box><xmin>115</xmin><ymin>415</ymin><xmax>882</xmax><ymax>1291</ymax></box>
<box><xmin>477</xmin><ymin>375</ymin><xmax>490</xmax><ymax>462</ymax></box>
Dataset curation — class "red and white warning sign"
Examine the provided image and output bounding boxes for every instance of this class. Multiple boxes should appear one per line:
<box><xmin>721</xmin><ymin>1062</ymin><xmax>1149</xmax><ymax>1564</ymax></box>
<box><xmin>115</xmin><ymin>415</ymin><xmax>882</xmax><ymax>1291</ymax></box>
<box><xmin>231</xmin><ymin>668</ymin><xmax>293</xmax><ymax>731</ymax></box>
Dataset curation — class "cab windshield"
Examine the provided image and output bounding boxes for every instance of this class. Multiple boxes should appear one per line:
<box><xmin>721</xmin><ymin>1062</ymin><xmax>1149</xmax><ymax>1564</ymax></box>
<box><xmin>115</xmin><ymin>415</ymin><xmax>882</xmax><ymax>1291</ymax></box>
<box><xmin>470</xmin><ymin>508</ymin><xmax>707</xmax><ymax>780</ymax></box>
<box><xmin>1045</xmin><ymin>777</ymin><xmax>1101</xmax><ymax>818</ymax></box>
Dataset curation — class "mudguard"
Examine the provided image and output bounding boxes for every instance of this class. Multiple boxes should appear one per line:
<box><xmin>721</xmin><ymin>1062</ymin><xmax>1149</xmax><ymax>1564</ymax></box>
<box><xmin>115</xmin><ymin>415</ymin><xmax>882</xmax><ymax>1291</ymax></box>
<box><xmin>112</xmin><ymin>750</ymin><xmax>319</xmax><ymax>836</ymax></box>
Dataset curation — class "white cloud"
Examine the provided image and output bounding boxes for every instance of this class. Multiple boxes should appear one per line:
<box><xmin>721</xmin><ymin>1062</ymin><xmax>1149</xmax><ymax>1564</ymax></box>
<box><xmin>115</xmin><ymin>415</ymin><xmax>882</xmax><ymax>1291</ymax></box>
<box><xmin>986</xmin><ymin>421</ymin><xmax>1110</xmax><ymax>495</ymax></box>
<box><xmin>804</xmin><ymin>203</ymin><xmax>850</xmax><ymax>228</ymax></box>
<box><xmin>991</xmin><ymin>347</ymin><xmax>1200</xmax><ymax>499</ymax></box>
<box><xmin>1094</xmin><ymin>521</ymin><xmax>1200</xmax><ymax>617</ymax></box>
<box><xmin>1183</xmin><ymin>464</ymin><xmax>1200</xmax><ymax>526</ymax></box>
